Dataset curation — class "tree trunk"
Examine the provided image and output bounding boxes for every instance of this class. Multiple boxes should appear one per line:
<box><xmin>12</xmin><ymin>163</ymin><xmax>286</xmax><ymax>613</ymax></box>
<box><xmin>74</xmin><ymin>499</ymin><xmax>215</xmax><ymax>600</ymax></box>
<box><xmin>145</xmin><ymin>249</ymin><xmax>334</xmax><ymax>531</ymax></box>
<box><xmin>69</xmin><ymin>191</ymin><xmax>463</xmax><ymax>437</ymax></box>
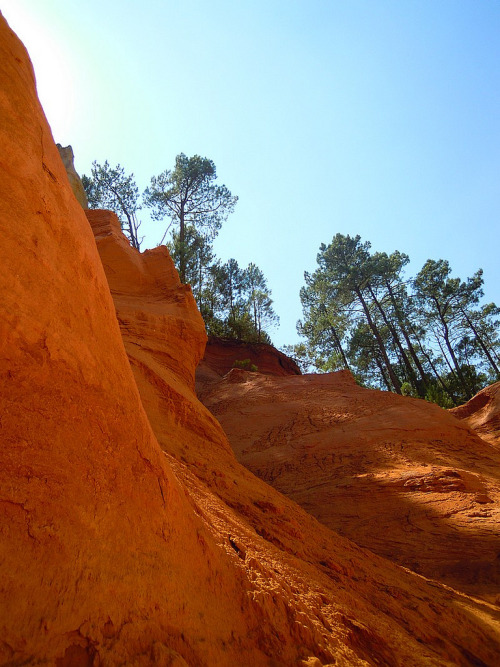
<box><xmin>355</xmin><ymin>287</ymin><xmax>402</xmax><ymax>394</ymax></box>
<box><xmin>369</xmin><ymin>286</ymin><xmax>423</xmax><ymax>396</ymax></box>
<box><xmin>198</xmin><ymin>254</ymin><xmax>203</xmax><ymax>310</ymax></box>
<box><xmin>441</xmin><ymin>318</ymin><xmax>472</xmax><ymax>398</ymax></box>
<box><xmin>329</xmin><ymin>326</ymin><xmax>350</xmax><ymax>370</ymax></box>
<box><xmin>437</xmin><ymin>336</ymin><xmax>458</xmax><ymax>377</ymax></box>
<box><xmin>386</xmin><ymin>283</ymin><xmax>428</xmax><ymax>391</ymax></box>
<box><xmin>410</xmin><ymin>327</ymin><xmax>456</xmax><ymax>401</ymax></box>
<box><xmin>461</xmin><ymin>308</ymin><xmax>500</xmax><ymax>374</ymax></box>
<box><xmin>374</xmin><ymin>353</ymin><xmax>392</xmax><ymax>391</ymax></box>
<box><xmin>179</xmin><ymin>202</ymin><xmax>186</xmax><ymax>283</ymax></box>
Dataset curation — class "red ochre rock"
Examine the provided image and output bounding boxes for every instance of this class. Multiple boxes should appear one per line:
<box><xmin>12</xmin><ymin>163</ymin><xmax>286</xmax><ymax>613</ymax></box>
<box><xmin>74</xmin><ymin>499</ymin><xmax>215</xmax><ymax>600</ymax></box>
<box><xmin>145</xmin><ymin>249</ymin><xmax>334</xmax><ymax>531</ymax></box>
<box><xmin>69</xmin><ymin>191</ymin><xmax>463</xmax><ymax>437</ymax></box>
<box><xmin>2</xmin><ymin>11</ymin><xmax>500</xmax><ymax>665</ymax></box>
<box><xmin>89</xmin><ymin>214</ymin><xmax>500</xmax><ymax>660</ymax></box>
<box><xmin>196</xmin><ymin>336</ymin><xmax>301</xmax><ymax>390</ymax></box>
<box><xmin>0</xmin><ymin>12</ymin><xmax>271</xmax><ymax>666</ymax></box>
<box><xmin>451</xmin><ymin>381</ymin><xmax>500</xmax><ymax>447</ymax></box>
<box><xmin>200</xmin><ymin>370</ymin><xmax>500</xmax><ymax>605</ymax></box>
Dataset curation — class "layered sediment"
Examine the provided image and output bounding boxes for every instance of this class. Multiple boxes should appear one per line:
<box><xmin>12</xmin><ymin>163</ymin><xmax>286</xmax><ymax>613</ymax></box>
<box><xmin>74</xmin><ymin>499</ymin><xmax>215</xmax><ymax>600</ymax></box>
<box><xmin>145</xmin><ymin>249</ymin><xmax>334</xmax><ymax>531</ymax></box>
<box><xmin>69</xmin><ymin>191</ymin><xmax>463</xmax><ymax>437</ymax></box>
<box><xmin>1</xmin><ymin>11</ymin><xmax>500</xmax><ymax>665</ymax></box>
<box><xmin>200</xmin><ymin>369</ymin><xmax>500</xmax><ymax>604</ymax></box>
<box><xmin>451</xmin><ymin>381</ymin><xmax>500</xmax><ymax>447</ymax></box>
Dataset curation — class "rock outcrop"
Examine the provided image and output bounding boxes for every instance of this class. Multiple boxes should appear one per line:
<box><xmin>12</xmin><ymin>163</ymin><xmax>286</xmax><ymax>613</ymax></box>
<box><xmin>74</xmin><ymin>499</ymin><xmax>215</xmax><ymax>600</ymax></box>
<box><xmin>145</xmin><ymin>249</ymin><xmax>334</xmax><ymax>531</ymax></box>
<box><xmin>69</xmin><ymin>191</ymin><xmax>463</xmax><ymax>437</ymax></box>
<box><xmin>89</xmin><ymin>206</ymin><xmax>500</xmax><ymax>664</ymax></box>
<box><xmin>196</xmin><ymin>336</ymin><xmax>301</xmax><ymax>390</ymax></box>
<box><xmin>56</xmin><ymin>143</ymin><xmax>88</xmax><ymax>208</ymax></box>
<box><xmin>451</xmin><ymin>381</ymin><xmax>500</xmax><ymax>446</ymax></box>
<box><xmin>0</xmin><ymin>14</ymin><xmax>265</xmax><ymax>665</ymax></box>
<box><xmin>2</xmin><ymin>11</ymin><xmax>500</xmax><ymax>665</ymax></box>
<box><xmin>200</xmin><ymin>369</ymin><xmax>500</xmax><ymax>605</ymax></box>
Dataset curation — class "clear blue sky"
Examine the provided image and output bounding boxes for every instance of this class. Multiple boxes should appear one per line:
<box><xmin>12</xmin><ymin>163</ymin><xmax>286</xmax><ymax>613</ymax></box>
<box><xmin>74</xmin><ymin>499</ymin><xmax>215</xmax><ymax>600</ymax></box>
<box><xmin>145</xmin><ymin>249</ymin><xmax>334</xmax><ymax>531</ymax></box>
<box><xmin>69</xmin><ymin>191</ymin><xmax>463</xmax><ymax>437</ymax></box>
<box><xmin>3</xmin><ymin>0</ymin><xmax>500</xmax><ymax>348</ymax></box>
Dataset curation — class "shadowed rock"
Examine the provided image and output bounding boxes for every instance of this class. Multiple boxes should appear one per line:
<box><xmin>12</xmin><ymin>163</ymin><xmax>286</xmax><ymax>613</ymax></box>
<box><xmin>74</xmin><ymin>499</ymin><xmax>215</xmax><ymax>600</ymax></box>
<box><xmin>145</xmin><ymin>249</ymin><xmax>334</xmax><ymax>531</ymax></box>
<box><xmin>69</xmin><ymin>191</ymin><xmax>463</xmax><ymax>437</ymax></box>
<box><xmin>451</xmin><ymin>381</ymin><xmax>500</xmax><ymax>447</ymax></box>
<box><xmin>200</xmin><ymin>369</ymin><xmax>500</xmax><ymax>604</ymax></box>
<box><xmin>196</xmin><ymin>336</ymin><xmax>301</xmax><ymax>390</ymax></box>
<box><xmin>56</xmin><ymin>143</ymin><xmax>88</xmax><ymax>208</ymax></box>
<box><xmin>2</xmin><ymin>10</ymin><xmax>500</xmax><ymax>665</ymax></box>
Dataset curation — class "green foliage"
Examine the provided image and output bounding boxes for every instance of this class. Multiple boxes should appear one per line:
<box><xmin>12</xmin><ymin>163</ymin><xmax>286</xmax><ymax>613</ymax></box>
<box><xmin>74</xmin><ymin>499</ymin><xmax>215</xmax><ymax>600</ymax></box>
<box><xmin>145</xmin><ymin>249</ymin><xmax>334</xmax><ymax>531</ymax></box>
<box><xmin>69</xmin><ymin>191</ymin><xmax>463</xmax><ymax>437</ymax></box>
<box><xmin>144</xmin><ymin>154</ymin><xmax>238</xmax><ymax>283</ymax></box>
<box><xmin>232</xmin><ymin>359</ymin><xmax>258</xmax><ymax>372</ymax></box>
<box><xmin>244</xmin><ymin>263</ymin><xmax>280</xmax><ymax>342</ymax></box>
<box><xmin>82</xmin><ymin>161</ymin><xmax>142</xmax><ymax>249</ymax></box>
<box><xmin>400</xmin><ymin>382</ymin><xmax>414</xmax><ymax>397</ymax></box>
<box><xmin>84</xmin><ymin>153</ymin><xmax>279</xmax><ymax>346</ymax></box>
<box><xmin>280</xmin><ymin>343</ymin><xmax>317</xmax><ymax>374</ymax></box>
<box><xmin>200</xmin><ymin>258</ymin><xmax>279</xmax><ymax>344</ymax></box>
<box><xmin>296</xmin><ymin>233</ymin><xmax>500</xmax><ymax>406</ymax></box>
<box><xmin>424</xmin><ymin>383</ymin><xmax>455</xmax><ymax>409</ymax></box>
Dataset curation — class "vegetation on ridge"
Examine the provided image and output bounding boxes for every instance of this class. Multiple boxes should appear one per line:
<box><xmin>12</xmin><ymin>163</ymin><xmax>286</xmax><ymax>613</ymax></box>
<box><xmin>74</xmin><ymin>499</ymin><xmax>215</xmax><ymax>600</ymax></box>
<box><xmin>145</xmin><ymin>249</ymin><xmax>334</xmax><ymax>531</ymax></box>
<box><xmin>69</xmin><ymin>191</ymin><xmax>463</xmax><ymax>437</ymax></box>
<box><xmin>285</xmin><ymin>233</ymin><xmax>500</xmax><ymax>406</ymax></box>
<box><xmin>143</xmin><ymin>154</ymin><xmax>237</xmax><ymax>283</ymax></box>
<box><xmin>82</xmin><ymin>155</ymin><xmax>279</xmax><ymax>345</ymax></box>
<box><xmin>82</xmin><ymin>161</ymin><xmax>143</xmax><ymax>250</ymax></box>
<box><xmin>82</xmin><ymin>161</ymin><xmax>499</xmax><ymax>404</ymax></box>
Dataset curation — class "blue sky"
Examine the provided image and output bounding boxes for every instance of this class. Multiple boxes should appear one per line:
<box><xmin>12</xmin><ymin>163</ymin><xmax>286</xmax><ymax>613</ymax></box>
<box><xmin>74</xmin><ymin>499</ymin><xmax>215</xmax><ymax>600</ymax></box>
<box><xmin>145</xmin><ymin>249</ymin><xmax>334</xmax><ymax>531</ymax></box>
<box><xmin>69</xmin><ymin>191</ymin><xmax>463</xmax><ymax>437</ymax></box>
<box><xmin>2</xmin><ymin>0</ymin><xmax>499</xmax><ymax>348</ymax></box>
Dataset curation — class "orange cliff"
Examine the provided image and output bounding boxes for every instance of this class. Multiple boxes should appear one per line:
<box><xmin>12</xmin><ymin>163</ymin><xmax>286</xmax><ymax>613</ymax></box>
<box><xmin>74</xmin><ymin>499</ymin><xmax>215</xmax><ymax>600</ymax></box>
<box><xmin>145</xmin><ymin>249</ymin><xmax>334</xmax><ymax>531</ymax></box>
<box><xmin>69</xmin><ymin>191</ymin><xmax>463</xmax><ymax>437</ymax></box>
<box><xmin>2</xmin><ymin>11</ymin><xmax>500</xmax><ymax>666</ymax></box>
<box><xmin>88</xmin><ymin>208</ymin><xmax>500</xmax><ymax>666</ymax></box>
<box><xmin>196</xmin><ymin>336</ymin><xmax>301</xmax><ymax>389</ymax></box>
<box><xmin>0</xmin><ymin>13</ymin><xmax>276</xmax><ymax>666</ymax></box>
<box><xmin>199</xmin><ymin>367</ymin><xmax>500</xmax><ymax>605</ymax></box>
<box><xmin>451</xmin><ymin>381</ymin><xmax>500</xmax><ymax>447</ymax></box>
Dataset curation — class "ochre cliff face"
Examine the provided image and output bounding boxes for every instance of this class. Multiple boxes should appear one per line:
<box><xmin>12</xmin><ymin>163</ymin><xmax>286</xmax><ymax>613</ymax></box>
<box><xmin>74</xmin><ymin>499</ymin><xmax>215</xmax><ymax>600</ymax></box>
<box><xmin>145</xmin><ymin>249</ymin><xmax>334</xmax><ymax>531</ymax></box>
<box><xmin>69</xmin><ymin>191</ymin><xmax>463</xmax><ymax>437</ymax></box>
<box><xmin>0</xmin><ymin>13</ymin><xmax>273</xmax><ymax>666</ymax></box>
<box><xmin>88</xmin><ymin>214</ymin><xmax>500</xmax><ymax>665</ymax></box>
<box><xmin>200</xmin><ymin>369</ymin><xmax>500</xmax><ymax>605</ymax></box>
<box><xmin>56</xmin><ymin>143</ymin><xmax>88</xmax><ymax>209</ymax></box>
<box><xmin>196</xmin><ymin>336</ymin><xmax>301</xmax><ymax>390</ymax></box>
<box><xmin>87</xmin><ymin>209</ymin><xmax>206</xmax><ymax>394</ymax></box>
<box><xmin>2</xmin><ymin>11</ymin><xmax>500</xmax><ymax>666</ymax></box>
<box><xmin>451</xmin><ymin>381</ymin><xmax>500</xmax><ymax>446</ymax></box>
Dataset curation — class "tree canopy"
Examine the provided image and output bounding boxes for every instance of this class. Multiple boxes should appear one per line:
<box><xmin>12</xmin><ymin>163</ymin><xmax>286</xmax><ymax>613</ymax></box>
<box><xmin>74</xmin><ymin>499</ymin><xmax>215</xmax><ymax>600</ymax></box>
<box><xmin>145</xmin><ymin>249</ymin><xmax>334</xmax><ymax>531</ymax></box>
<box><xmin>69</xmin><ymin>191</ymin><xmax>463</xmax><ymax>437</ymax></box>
<box><xmin>294</xmin><ymin>233</ymin><xmax>499</xmax><ymax>406</ymax></box>
<box><xmin>196</xmin><ymin>258</ymin><xmax>279</xmax><ymax>344</ymax></box>
<box><xmin>82</xmin><ymin>161</ymin><xmax>143</xmax><ymax>249</ymax></box>
<box><xmin>83</xmin><ymin>153</ymin><xmax>279</xmax><ymax>345</ymax></box>
<box><xmin>143</xmin><ymin>154</ymin><xmax>238</xmax><ymax>283</ymax></box>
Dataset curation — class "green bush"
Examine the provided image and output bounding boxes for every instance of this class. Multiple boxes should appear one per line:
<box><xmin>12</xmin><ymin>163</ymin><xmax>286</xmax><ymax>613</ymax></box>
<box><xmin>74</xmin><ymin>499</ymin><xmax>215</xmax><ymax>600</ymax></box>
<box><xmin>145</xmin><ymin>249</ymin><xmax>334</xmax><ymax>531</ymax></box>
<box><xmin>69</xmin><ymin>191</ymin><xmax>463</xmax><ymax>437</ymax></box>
<box><xmin>400</xmin><ymin>382</ymin><xmax>414</xmax><ymax>397</ymax></box>
<box><xmin>232</xmin><ymin>358</ymin><xmax>258</xmax><ymax>372</ymax></box>
<box><xmin>424</xmin><ymin>384</ymin><xmax>454</xmax><ymax>409</ymax></box>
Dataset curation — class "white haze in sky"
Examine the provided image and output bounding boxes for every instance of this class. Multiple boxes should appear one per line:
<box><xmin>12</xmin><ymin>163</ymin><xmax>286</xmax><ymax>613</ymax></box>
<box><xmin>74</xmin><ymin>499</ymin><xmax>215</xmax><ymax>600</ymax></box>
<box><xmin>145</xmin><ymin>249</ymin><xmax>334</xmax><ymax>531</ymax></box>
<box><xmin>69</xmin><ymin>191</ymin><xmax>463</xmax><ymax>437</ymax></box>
<box><xmin>3</xmin><ymin>0</ymin><xmax>500</xmax><ymax>348</ymax></box>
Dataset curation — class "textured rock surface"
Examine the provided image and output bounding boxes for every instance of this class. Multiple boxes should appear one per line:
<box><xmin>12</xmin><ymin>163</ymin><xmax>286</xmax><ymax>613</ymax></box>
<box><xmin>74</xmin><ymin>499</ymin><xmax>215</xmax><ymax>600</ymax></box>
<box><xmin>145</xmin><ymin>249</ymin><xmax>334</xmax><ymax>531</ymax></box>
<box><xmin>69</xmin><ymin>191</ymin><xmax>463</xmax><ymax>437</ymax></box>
<box><xmin>89</xmin><ymin>209</ymin><xmax>500</xmax><ymax>665</ymax></box>
<box><xmin>451</xmin><ymin>381</ymin><xmax>500</xmax><ymax>446</ymax></box>
<box><xmin>56</xmin><ymin>143</ymin><xmax>88</xmax><ymax>208</ymax></box>
<box><xmin>196</xmin><ymin>336</ymin><xmax>301</xmax><ymax>390</ymax></box>
<box><xmin>2</xmin><ymin>11</ymin><xmax>500</xmax><ymax>665</ymax></box>
<box><xmin>0</xmin><ymin>15</ymin><xmax>270</xmax><ymax>666</ymax></box>
<box><xmin>200</xmin><ymin>370</ymin><xmax>500</xmax><ymax>605</ymax></box>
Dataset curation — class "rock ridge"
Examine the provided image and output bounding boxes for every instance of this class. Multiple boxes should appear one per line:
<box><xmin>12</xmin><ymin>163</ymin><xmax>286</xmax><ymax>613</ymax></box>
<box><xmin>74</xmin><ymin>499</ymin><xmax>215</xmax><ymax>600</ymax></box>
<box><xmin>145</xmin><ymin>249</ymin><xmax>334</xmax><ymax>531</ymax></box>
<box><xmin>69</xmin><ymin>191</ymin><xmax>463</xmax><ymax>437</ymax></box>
<box><xmin>1</xmin><ymin>11</ymin><xmax>500</xmax><ymax>665</ymax></box>
<box><xmin>196</xmin><ymin>336</ymin><xmax>301</xmax><ymax>391</ymax></box>
<box><xmin>451</xmin><ymin>381</ymin><xmax>500</xmax><ymax>446</ymax></box>
<box><xmin>200</xmin><ymin>370</ymin><xmax>500</xmax><ymax>604</ymax></box>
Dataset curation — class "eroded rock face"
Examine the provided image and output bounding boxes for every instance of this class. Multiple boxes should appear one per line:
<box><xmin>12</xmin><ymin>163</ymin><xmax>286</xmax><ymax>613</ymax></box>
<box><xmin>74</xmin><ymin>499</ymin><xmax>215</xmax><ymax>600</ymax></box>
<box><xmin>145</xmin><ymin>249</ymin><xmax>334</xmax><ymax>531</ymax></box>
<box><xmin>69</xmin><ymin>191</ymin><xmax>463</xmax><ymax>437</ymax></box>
<box><xmin>56</xmin><ymin>143</ymin><xmax>88</xmax><ymax>208</ymax></box>
<box><xmin>2</xmin><ymin>11</ymin><xmax>500</xmax><ymax>666</ymax></box>
<box><xmin>451</xmin><ymin>381</ymin><xmax>500</xmax><ymax>446</ymax></box>
<box><xmin>200</xmin><ymin>369</ymin><xmax>500</xmax><ymax>604</ymax></box>
<box><xmin>196</xmin><ymin>336</ymin><xmax>301</xmax><ymax>390</ymax></box>
<box><xmin>0</xmin><ymin>13</ymin><xmax>271</xmax><ymax>666</ymax></box>
<box><xmin>87</xmin><ymin>216</ymin><xmax>500</xmax><ymax>664</ymax></box>
<box><xmin>89</xmin><ymin>210</ymin><xmax>500</xmax><ymax>667</ymax></box>
<box><xmin>87</xmin><ymin>209</ymin><xmax>206</xmax><ymax>393</ymax></box>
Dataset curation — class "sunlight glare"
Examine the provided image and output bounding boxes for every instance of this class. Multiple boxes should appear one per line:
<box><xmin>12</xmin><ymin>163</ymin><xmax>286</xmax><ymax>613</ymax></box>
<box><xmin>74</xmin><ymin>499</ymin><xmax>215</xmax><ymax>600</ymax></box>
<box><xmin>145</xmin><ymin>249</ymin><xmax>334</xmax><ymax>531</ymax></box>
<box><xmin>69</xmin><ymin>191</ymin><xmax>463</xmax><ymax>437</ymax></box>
<box><xmin>2</xmin><ymin>1</ymin><xmax>76</xmax><ymax>139</ymax></box>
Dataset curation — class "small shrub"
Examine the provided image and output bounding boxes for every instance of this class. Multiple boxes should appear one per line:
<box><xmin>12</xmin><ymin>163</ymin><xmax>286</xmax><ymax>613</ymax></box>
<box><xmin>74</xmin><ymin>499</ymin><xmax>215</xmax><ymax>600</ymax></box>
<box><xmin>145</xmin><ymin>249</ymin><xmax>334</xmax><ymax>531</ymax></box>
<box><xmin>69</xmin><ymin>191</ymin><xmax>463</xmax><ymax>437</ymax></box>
<box><xmin>233</xmin><ymin>358</ymin><xmax>258</xmax><ymax>372</ymax></box>
<box><xmin>400</xmin><ymin>382</ymin><xmax>414</xmax><ymax>397</ymax></box>
<box><xmin>425</xmin><ymin>384</ymin><xmax>454</xmax><ymax>409</ymax></box>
